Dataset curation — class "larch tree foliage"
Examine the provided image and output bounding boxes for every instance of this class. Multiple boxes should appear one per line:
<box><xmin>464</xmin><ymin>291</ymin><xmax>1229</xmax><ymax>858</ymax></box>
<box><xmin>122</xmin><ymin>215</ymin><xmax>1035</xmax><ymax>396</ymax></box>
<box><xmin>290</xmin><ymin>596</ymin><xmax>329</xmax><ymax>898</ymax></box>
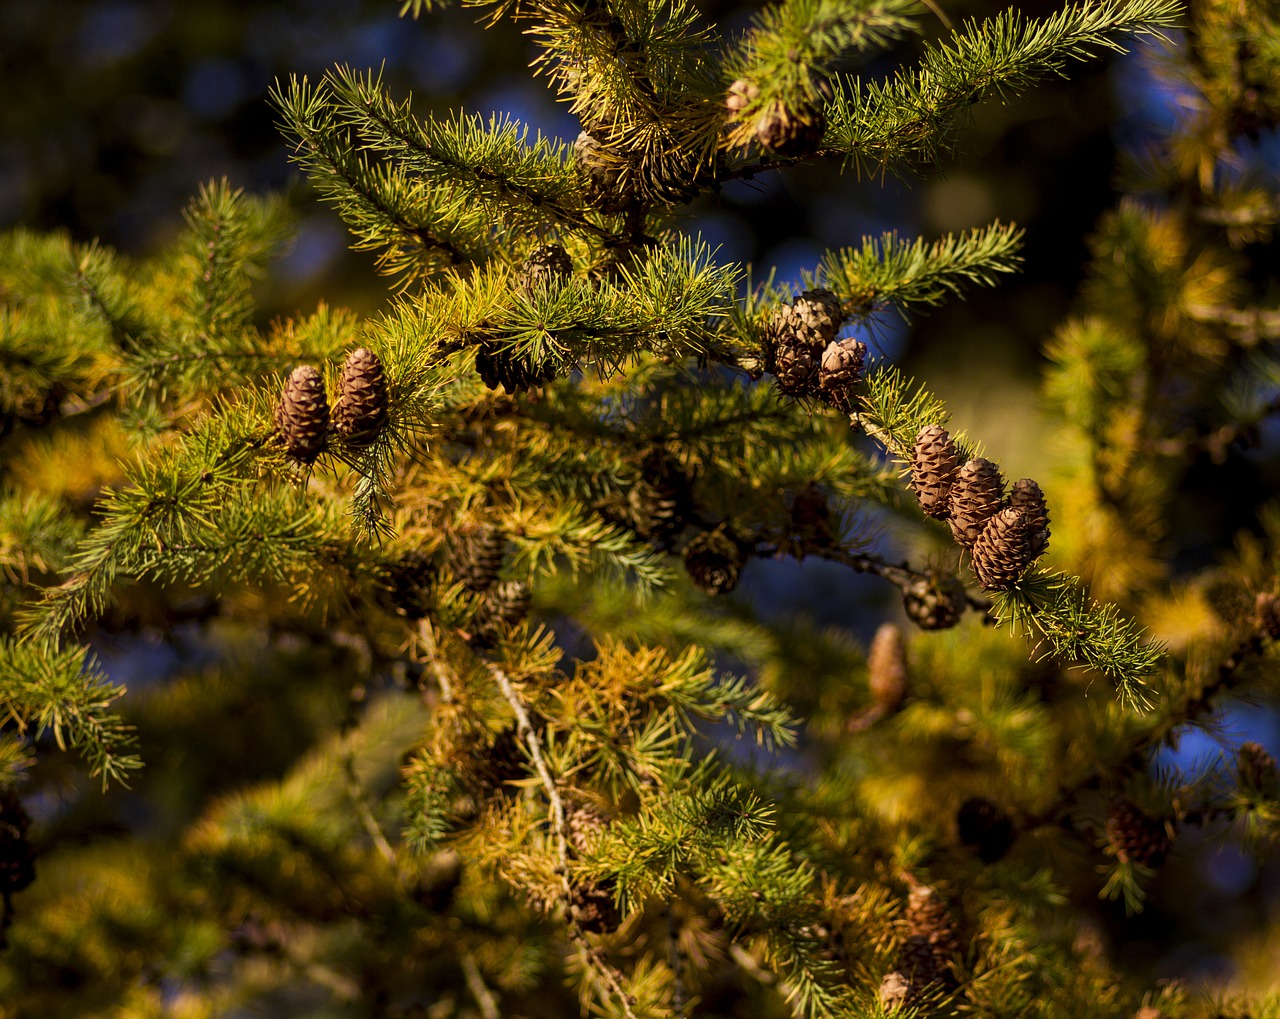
<box><xmin>5</xmin><ymin>0</ymin><xmax>1280</xmax><ymax>1016</ymax></box>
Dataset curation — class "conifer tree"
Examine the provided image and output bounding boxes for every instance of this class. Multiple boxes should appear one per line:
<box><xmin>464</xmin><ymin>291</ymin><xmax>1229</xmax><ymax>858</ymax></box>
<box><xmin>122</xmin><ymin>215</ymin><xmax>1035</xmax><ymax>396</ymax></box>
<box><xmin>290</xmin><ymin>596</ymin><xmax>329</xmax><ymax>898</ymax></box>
<box><xmin>6</xmin><ymin>0</ymin><xmax>1280</xmax><ymax>1017</ymax></box>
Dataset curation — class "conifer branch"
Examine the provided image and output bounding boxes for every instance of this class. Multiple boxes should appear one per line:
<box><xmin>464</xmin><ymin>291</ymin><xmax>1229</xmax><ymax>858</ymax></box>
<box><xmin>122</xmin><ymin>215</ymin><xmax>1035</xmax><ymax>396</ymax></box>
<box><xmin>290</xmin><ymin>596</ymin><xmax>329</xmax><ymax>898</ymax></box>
<box><xmin>274</xmin><ymin>75</ymin><xmax>489</xmax><ymax>281</ymax></box>
<box><xmin>0</xmin><ymin>637</ymin><xmax>140</xmax><ymax>788</ymax></box>
<box><xmin>724</xmin><ymin>0</ymin><xmax>924</xmax><ymax>150</ymax></box>
<box><xmin>991</xmin><ymin>569</ymin><xmax>1163</xmax><ymax>710</ymax></box>
<box><xmin>815</xmin><ymin>221</ymin><xmax>1024</xmax><ymax>319</ymax></box>
<box><xmin>853</xmin><ymin>362</ymin><xmax>954</xmax><ymax>456</ymax></box>
<box><xmin>318</xmin><ymin>66</ymin><xmax>612</xmax><ymax>239</ymax></box>
<box><xmin>826</xmin><ymin>0</ymin><xmax>1181</xmax><ymax>173</ymax></box>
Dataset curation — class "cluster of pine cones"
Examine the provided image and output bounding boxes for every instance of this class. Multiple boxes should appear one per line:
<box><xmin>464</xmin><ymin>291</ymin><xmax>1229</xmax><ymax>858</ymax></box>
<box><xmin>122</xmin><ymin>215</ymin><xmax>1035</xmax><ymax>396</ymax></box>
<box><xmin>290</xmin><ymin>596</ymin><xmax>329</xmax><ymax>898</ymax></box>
<box><xmin>909</xmin><ymin>424</ymin><xmax>1050</xmax><ymax>591</ymax></box>
<box><xmin>597</xmin><ymin>448</ymin><xmax>749</xmax><ymax>596</ymax></box>
<box><xmin>761</xmin><ymin>288</ymin><xmax>867</xmax><ymax>411</ymax></box>
<box><xmin>275</xmin><ymin>347</ymin><xmax>390</xmax><ymax>463</ymax></box>
<box><xmin>726</xmin><ymin>78</ymin><xmax>827</xmax><ymax>158</ymax></box>
<box><xmin>1105</xmin><ymin>798</ymin><xmax>1173</xmax><ymax>869</ymax></box>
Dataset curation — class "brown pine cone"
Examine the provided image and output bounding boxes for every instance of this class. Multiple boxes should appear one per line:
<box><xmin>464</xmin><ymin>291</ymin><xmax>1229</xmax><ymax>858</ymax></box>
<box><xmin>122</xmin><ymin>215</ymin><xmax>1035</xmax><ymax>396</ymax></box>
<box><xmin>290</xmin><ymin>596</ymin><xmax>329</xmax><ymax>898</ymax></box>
<box><xmin>475</xmin><ymin>340</ymin><xmax>557</xmax><ymax>393</ymax></box>
<box><xmin>683</xmin><ymin>529</ymin><xmax>745</xmax><ymax>595</ymax></box>
<box><xmin>275</xmin><ymin>364</ymin><xmax>329</xmax><ymax>463</ymax></box>
<box><xmin>773</xmin><ymin>340</ymin><xmax>821</xmax><ymax>396</ymax></box>
<box><xmin>755</xmin><ymin>100</ymin><xmax>827</xmax><ymax>157</ymax></box>
<box><xmin>777</xmin><ymin>288</ymin><xmax>843</xmax><ymax>349</ymax></box>
<box><xmin>897</xmin><ymin>933</ymin><xmax>946</xmax><ymax>990</ymax></box>
<box><xmin>1106</xmin><ymin>799</ymin><xmax>1172</xmax><ymax>868</ymax></box>
<box><xmin>1009</xmin><ymin>477</ymin><xmax>1050</xmax><ymax>560</ymax></box>
<box><xmin>910</xmin><ymin>425</ymin><xmax>961</xmax><ymax>519</ymax></box>
<box><xmin>947</xmin><ymin>458</ymin><xmax>1005</xmax><ymax>546</ymax></box>
<box><xmin>1237</xmin><ymin>741</ymin><xmax>1278</xmax><ymax>796</ymax></box>
<box><xmin>482</xmin><ymin>725</ymin><xmax>528</xmax><ymax>795</ymax></box>
<box><xmin>569</xmin><ymin>880</ymin><xmax>622</xmax><ymax>934</ymax></box>
<box><xmin>566</xmin><ymin>800</ymin><xmax>611</xmax><ymax>856</ymax></box>
<box><xmin>332</xmin><ymin>347</ymin><xmax>389</xmax><ymax>446</ymax></box>
<box><xmin>788</xmin><ymin>483</ymin><xmax>834</xmax><ymax>556</ymax></box>
<box><xmin>574</xmin><ymin>131</ymin><xmax>631</xmax><ymax>213</ymax></box>
<box><xmin>818</xmin><ymin>337</ymin><xmax>867</xmax><ymax>412</ymax></box>
<box><xmin>970</xmin><ymin>505</ymin><xmax>1045</xmax><ymax>591</ymax></box>
<box><xmin>453</xmin><ymin>525</ymin><xmax>507</xmax><ymax>592</ymax></box>
<box><xmin>905</xmin><ymin>884</ymin><xmax>959</xmax><ymax>960</ymax></box>
<box><xmin>470</xmin><ymin>580</ymin><xmax>532</xmax><ymax>649</ymax></box>
<box><xmin>627</xmin><ymin>449</ymin><xmax>691</xmax><ymax>549</ymax></box>
<box><xmin>902</xmin><ymin>572</ymin><xmax>966</xmax><ymax>630</ymax></box>
<box><xmin>867</xmin><ymin>623</ymin><xmax>907</xmax><ymax>716</ymax></box>
<box><xmin>726</xmin><ymin>78</ymin><xmax>760</xmax><ymax>115</ymax></box>
<box><xmin>1254</xmin><ymin>591</ymin><xmax>1280</xmax><ymax>640</ymax></box>
<box><xmin>382</xmin><ymin>549</ymin><xmax>436</xmax><ymax>619</ymax></box>
<box><xmin>878</xmin><ymin>971</ymin><xmax>912</xmax><ymax>1011</ymax></box>
<box><xmin>1009</xmin><ymin>478</ymin><xmax>1049</xmax><ymax>534</ymax></box>
<box><xmin>516</xmin><ymin>244</ymin><xmax>573</xmax><ymax>295</ymax></box>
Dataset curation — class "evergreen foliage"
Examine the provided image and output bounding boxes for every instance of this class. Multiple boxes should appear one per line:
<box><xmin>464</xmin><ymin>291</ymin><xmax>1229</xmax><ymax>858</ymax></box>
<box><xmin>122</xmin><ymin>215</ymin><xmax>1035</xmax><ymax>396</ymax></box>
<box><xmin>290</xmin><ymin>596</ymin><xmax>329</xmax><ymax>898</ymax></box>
<box><xmin>9</xmin><ymin>0</ymin><xmax>1280</xmax><ymax>1016</ymax></box>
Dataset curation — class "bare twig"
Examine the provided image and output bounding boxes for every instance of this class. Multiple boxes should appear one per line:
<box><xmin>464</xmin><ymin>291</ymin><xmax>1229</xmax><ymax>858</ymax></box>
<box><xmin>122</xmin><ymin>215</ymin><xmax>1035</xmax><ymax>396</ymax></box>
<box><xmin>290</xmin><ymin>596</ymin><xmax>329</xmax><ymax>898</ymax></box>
<box><xmin>487</xmin><ymin>661</ymin><xmax>639</xmax><ymax>1019</ymax></box>
<box><xmin>461</xmin><ymin>950</ymin><xmax>501</xmax><ymax>1019</ymax></box>
<box><xmin>342</xmin><ymin>748</ymin><xmax>397</xmax><ymax>869</ymax></box>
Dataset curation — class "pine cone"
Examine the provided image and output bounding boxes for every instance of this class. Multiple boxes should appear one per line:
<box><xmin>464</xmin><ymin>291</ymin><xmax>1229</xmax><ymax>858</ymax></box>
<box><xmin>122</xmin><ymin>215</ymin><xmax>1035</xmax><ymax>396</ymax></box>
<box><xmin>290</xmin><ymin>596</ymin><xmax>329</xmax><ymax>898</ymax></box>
<box><xmin>453</xmin><ymin>525</ymin><xmax>507</xmax><ymax>592</ymax></box>
<box><xmin>0</xmin><ymin>791</ymin><xmax>35</xmax><ymax>898</ymax></box>
<box><xmin>475</xmin><ymin>340</ymin><xmax>557</xmax><ymax>394</ymax></box>
<box><xmin>274</xmin><ymin>364</ymin><xmax>329</xmax><ymax>463</ymax></box>
<box><xmin>574</xmin><ymin>131</ymin><xmax>631</xmax><ymax>213</ymax></box>
<box><xmin>776</xmin><ymin>288</ymin><xmax>844</xmax><ymax>349</ymax></box>
<box><xmin>755</xmin><ymin>100</ymin><xmax>826</xmax><ymax>157</ymax></box>
<box><xmin>764</xmin><ymin>289</ymin><xmax>843</xmax><ymax>396</ymax></box>
<box><xmin>476</xmin><ymin>724</ymin><xmax>528</xmax><ymax>796</ymax></box>
<box><xmin>1204</xmin><ymin>580</ymin><xmax>1252</xmax><ymax>624</ymax></box>
<box><xmin>516</xmin><ymin>244</ymin><xmax>573</xmax><ymax>295</ymax></box>
<box><xmin>970</xmin><ymin>505</ymin><xmax>1045</xmax><ymax>591</ymax></box>
<box><xmin>11</xmin><ymin>383</ymin><xmax>61</xmax><ymax>427</ymax></box>
<box><xmin>1009</xmin><ymin>478</ymin><xmax>1049</xmax><ymax>537</ymax></box>
<box><xmin>867</xmin><ymin>623</ymin><xmax>907</xmax><ymax>716</ymax></box>
<box><xmin>897</xmin><ymin>933</ymin><xmax>947</xmax><ymax>990</ymax></box>
<box><xmin>902</xmin><ymin>572</ymin><xmax>966</xmax><ymax>630</ymax></box>
<box><xmin>947</xmin><ymin>458</ymin><xmax>1005</xmax><ymax>546</ymax></box>
<box><xmin>889</xmin><ymin>884</ymin><xmax>959</xmax><ymax>999</ymax></box>
<box><xmin>383</xmin><ymin>548</ymin><xmax>436</xmax><ymax>619</ymax></box>
<box><xmin>566</xmin><ymin>801</ymin><xmax>611</xmax><ymax>856</ymax></box>
<box><xmin>726</xmin><ymin>78</ymin><xmax>760</xmax><ymax>114</ymax></box>
<box><xmin>818</xmin><ymin>337</ymin><xmax>867</xmax><ymax>412</ymax></box>
<box><xmin>1106</xmin><ymin>799</ymin><xmax>1172</xmax><ymax>868</ymax></box>
<box><xmin>1008</xmin><ymin>477</ymin><xmax>1050</xmax><ymax>561</ymax></box>
<box><xmin>627</xmin><ymin>449</ymin><xmax>691</xmax><ymax>549</ymax></box>
<box><xmin>683</xmin><ymin>529</ymin><xmax>745</xmax><ymax>595</ymax></box>
<box><xmin>569</xmin><ymin>879</ymin><xmax>622</xmax><ymax>934</ymax></box>
<box><xmin>470</xmin><ymin>580</ymin><xmax>532</xmax><ymax>648</ymax></box>
<box><xmin>332</xmin><ymin>347</ymin><xmax>389</xmax><ymax>446</ymax></box>
<box><xmin>878</xmin><ymin>971</ymin><xmax>912</xmax><ymax>1011</ymax></box>
<box><xmin>788</xmin><ymin>483</ymin><xmax>834</xmax><ymax>556</ymax></box>
<box><xmin>910</xmin><ymin>425</ymin><xmax>961</xmax><ymax>519</ymax></box>
<box><xmin>1237</xmin><ymin>741</ymin><xmax>1278</xmax><ymax>796</ymax></box>
<box><xmin>1254</xmin><ymin>591</ymin><xmax>1280</xmax><ymax>640</ymax></box>
<box><xmin>956</xmin><ymin>797</ymin><xmax>1015</xmax><ymax>863</ymax></box>
<box><xmin>905</xmin><ymin>884</ymin><xmax>959</xmax><ymax>961</ymax></box>
<box><xmin>773</xmin><ymin>340</ymin><xmax>821</xmax><ymax>396</ymax></box>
